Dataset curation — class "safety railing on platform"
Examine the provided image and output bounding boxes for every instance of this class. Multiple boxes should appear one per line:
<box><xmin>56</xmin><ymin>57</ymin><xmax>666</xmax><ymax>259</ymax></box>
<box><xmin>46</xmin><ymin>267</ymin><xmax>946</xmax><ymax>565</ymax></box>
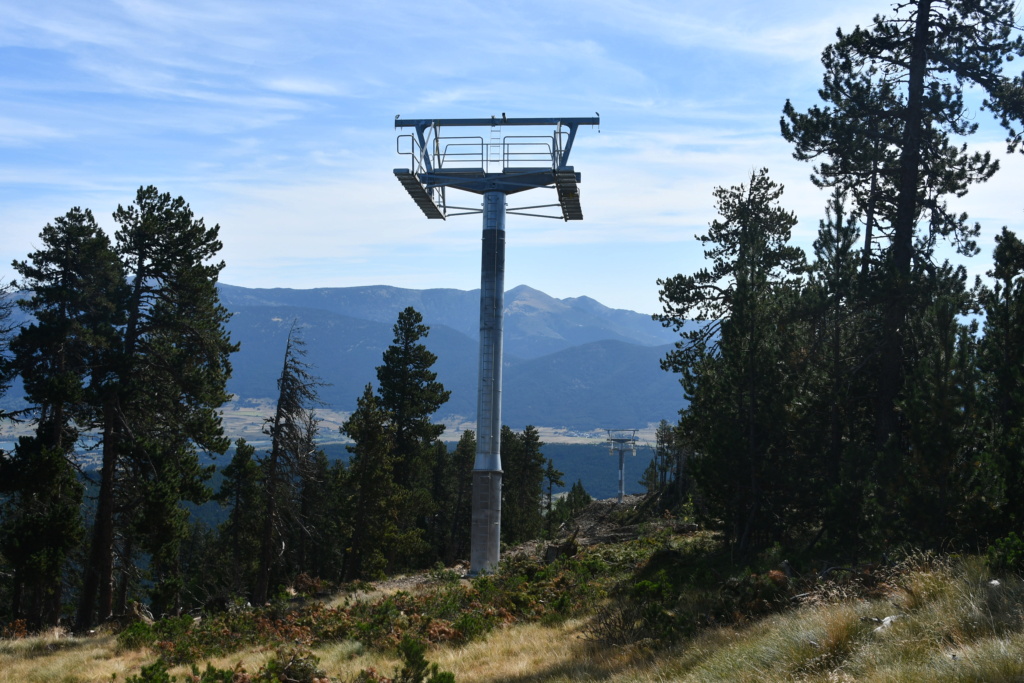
<box><xmin>398</xmin><ymin>132</ymin><xmax>570</xmax><ymax>175</ymax></box>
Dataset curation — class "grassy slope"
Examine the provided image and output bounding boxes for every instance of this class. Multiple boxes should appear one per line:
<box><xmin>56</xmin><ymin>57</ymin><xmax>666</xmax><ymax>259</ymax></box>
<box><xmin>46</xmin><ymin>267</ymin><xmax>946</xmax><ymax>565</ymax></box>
<box><xmin>3</xmin><ymin>528</ymin><xmax>1024</xmax><ymax>682</ymax></box>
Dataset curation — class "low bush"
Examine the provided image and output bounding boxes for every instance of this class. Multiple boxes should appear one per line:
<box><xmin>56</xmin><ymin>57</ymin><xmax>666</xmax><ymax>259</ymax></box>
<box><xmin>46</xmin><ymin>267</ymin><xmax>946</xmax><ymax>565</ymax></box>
<box><xmin>125</xmin><ymin>646</ymin><xmax>326</xmax><ymax>683</ymax></box>
<box><xmin>115</xmin><ymin>550</ymin><xmax>617</xmax><ymax>667</ymax></box>
<box><xmin>116</xmin><ymin>621</ymin><xmax>156</xmax><ymax>651</ymax></box>
<box><xmin>988</xmin><ymin>531</ymin><xmax>1024</xmax><ymax>574</ymax></box>
<box><xmin>125</xmin><ymin>639</ymin><xmax>453</xmax><ymax>683</ymax></box>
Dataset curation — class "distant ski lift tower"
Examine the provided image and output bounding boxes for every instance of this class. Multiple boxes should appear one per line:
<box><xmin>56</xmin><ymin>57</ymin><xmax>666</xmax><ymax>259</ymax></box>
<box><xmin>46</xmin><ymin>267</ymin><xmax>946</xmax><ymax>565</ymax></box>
<box><xmin>606</xmin><ymin>429</ymin><xmax>638</xmax><ymax>503</ymax></box>
<box><xmin>394</xmin><ymin>115</ymin><xmax>599</xmax><ymax>575</ymax></box>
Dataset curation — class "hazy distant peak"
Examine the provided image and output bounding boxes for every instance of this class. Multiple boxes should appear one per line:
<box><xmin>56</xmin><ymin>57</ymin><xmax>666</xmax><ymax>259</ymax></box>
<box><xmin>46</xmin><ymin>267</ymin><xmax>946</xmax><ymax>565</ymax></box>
<box><xmin>562</xmin><ymin>295</ymin><xmax>612</xmax><ymax>313</ymax></box>
<box><xmin>505</xmin><ymin>286</ymin><xmax>567</xmax><ymax>315</ymax></box>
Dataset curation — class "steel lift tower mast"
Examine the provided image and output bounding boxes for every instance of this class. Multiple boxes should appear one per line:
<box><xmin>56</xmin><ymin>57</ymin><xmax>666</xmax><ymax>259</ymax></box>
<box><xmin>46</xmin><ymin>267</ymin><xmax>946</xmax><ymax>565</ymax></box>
<box><xmin>394</xmin><ymin>115</ymin><xmax>598</xmax><ymax>575</ymax></box>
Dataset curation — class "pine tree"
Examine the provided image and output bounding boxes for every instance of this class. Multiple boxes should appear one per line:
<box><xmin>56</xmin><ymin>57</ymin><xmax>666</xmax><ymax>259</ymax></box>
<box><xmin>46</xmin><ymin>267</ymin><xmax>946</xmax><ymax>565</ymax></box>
<box><xmin>374</xmin><ymin>306</ymin><xmax>450</xmax><ymax>568</ymax></box>
<box><xmin>501</xmin><ymin>425</ymin><xmax>547</xmax><ymax>545</ymax></box>
<box><xmin>543</xmin><ymin>461</ymin><xmax>565</xmax><ymax>537</ymax></box>
<box><xmin>9</xmin><ymin>208</ymin><xmax>124</xmax><ymax>454</ymax></box>
<box><xmin>341</xmin><ymin>385</ymin><xmax>404</xmax><ymax>580</ymax></box>
<box><xmin>0</xmin><ymin>438</ymin><xmax>84</xmax><ymax>629</ymax></box>
<box><xmin>656</xmin><ymin>169</ymin><xmax>805</xmax><ymax>555</ymax></box>
<box><xmin>313</xmin><ymin>458</ymin><xmax>352</xmax><ymax>583</ymax></box>
<box><xmin>782</xmin><ymin>0</ymin><xmax>1024</xmax><ymax>450</ymax></box>
<box><xmin>253</xmin><ymin>321</ymin><xmax>321</xmax><ymax>605</ymax></box>
<box><xmin>0</xmin><ymin>280</ymin><xmax>17</xmax><ymax>421</ymax></box>
<box><xmin>655</xmin><ymin>419</ymin><xmax>692</xmax><ymax>502</ymax></box>
<box><xmin>4</xmin><ymin>207</ymin><xmax>123</xmax><ymax>627</ymax></box>
<box><xmin>897</xmin><ymin>264</ymin><xmax>978</xmax><ymax>544</ymax></box>
<box><xmin>377</xmin><ymin>307</ymin><xmax>450</xmax><ymax>487</ymax></box>
<box><xmin>977</xmin><ymin>229</ymin><xmax>1024</xmax><ymax>535</ymax></box>
<box><xmin>215</xmin><ymin>439</ymin><xmax>263</xmax><ymax>596</ymax></box>
<box><xmin>78</xmin><ymin>186</ymin><xmax>236</xmax><ymax>628</ymax></box>
<box><xmin>550</xmin><ymin>480</ymin><xmax>591</xmax><ymax>530</ymax></box>
<box><xmin>790</xmin><ymin>192</ymin><xmax>878</xmax><ymax>551</ymax></box>
<box><xmin>276</xmin><ymin>410</ymin><xmax>331</xmax><ymax>586</ymax></box>
<box><xmin>442</xmin><ymin>430</ymin><xmax>476</xmax><ymax>564</ymax></box>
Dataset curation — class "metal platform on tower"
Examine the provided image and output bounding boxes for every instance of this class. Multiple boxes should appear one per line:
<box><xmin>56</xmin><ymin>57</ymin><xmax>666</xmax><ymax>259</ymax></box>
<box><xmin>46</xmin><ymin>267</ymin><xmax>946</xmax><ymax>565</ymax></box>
<box><xmin>394</xmin><ymin>115</ymin><xmax>598</xmax><ymax>221</ymax></box>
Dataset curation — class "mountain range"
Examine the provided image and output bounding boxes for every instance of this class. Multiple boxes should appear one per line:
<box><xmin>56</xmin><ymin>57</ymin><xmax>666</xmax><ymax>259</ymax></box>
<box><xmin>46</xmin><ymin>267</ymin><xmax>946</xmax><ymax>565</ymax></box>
<box><xmin>0</xmin><ymin>284</ymin><xmax>691</xmax><ymax>432</ymax></box>
<box><xmin>217</xmin><ymin>284</ymin><xmax>688</xmax><ymax>430</ymax></box>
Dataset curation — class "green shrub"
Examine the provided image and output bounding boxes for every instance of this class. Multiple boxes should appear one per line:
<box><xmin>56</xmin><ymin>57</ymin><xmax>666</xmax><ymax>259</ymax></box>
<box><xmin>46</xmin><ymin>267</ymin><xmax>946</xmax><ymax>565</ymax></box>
<box><xmin>394</xmin><ymin>636</ymin><xmax>455</xmax><ymax>683</ymax></box>
<box><xmin>451</xmin><ymin>610</ymin><xmax>491</xmax><ymax>642</ymax></box>
<box><xmin>125</xmin><ymin>649</ymin><xmax>322</xmax><ymax>683</ymax></box>
<box><xmin>428</xmin><ymin>563</ymin><xmax>462</xmax><ymax>585</ymax></box>
<box><xmin>124</xmin><ymin>659</ymin><xmax>175</xmax><ymax>683</ymax></box>
<box><xmin>988</xmin><ymin>532</ymin><xmax>1024</xmax><ymax>574</ymax></box>
<box><xmin>352</xmin><ymin>636</ymin><xmax>454</xmax><ymax>683</ymax></box>
<box><xmin>124</xmin><ymin>659</ymin><xmax>239</xmax><ymax>683</ymax></box>
<box><xmin>257</xmin><ymin>645</ymin><xmax>327</xmax><ymax>682</ymax></box>
<box><xmin>117</xmin><ymin>621</ymin><xmax>156</xmax><ymax>651</ymax></box>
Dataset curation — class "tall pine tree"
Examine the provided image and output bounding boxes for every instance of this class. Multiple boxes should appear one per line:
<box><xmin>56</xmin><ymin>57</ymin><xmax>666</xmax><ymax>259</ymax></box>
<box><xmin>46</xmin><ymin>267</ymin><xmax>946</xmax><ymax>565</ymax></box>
<box><xmin>374</xmin><ymin>306</ymin><xmax>450</xmax><ymax>568</ymax></box>
<box><xmin>3</xmin><ymin>207</ymin><xmax>123</xmax><ymax>628</ymax></box>
<box><xmin>977</xmin><ymin>229</ymin><xmax>1024</xmax><ymax>536</ymax></box>
<box><xmin>656</xmin><ymin>169</ymin><xmax>805</xmax><ymax>555</ymax></box>
<box><xmin>782</xmin><ymin>0</ymin><xmax>1024</xmax><ymax>451</ymax></box>
<box><xmin>340</xmin><ymin>385</ymin><xmax>404</xmax><ymax>580</ymax></box>
<box><xmin>501</xmin><ymin>425</ymin><xmax>547</xmax><ymax>545</ymax></box>
<box><xmin>78</xmin><ymin>186</ymin><xmax>236</xmax><ymax>628</ymax></box>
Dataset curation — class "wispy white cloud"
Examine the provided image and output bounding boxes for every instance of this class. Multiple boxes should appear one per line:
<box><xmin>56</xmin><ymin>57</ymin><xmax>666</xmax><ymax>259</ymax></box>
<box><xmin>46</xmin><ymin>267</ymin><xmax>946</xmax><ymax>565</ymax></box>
<box><xmin>564</xmin><ymin>0</ymin><xmax>878</xmax><ymax>61</ymax></box>
<box><xmin>262</xmin><ymin>77</ymin><xmax>345</xmax><ymax>96</ymax></box>
<box><xmin>0</xmin><ymin>117</ymin><xmax>68</xmax><ymax>146</ymax></box>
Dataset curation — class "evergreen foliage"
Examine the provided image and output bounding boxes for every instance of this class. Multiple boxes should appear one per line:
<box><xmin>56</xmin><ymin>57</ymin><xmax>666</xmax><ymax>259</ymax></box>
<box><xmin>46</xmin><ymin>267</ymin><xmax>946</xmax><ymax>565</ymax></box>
<box><xmin>375</xmin><ymin>307</ymin><xmax>451</xmax><ymax>568</ymax></box>
<box><xmin>341</xmin><ymin>384</ymin><xmax>404</xmax><ymax>580</ymax></box>
<box><xmin>647</xmin><ymin>2</ymin><xmax>1024</xmax><ymax>562</ymax></box>
<box><xmin>656</xmin><ymin>169</ymin><xmax>805</xmax><ymax>555</ymax></box>
<box><xmin>0</xmin><ymin>280</ymin><xmax>15</xmax><ymax>418</ymax></box>
<box><xmin>76</xmin><ymin>186</ymin><xmax>237</xmax><ymax>627</ymax></box>
<box><xmin>429</xmin><ymin>430</ymin><xmax>475</xmax><ymax>564</ymax></box>
<box><xmin>501</xmin><ymin>425</ymin><xmax>547</xmax><ymax>545</ymax></box>
<box><xmin>0</xmin><ymin>438</ymin><xmax>83</xmax><ymax>629</ymax></box>
<box><xmin>3</xmin><ymin>207</ymin><xmax>122</xmax><ymax>627</ymax></box>
<box><xmin>781</xmin><ymin>0</ymin><xmax>1024</xmax><ymax>452</ymax></box>
<box><xmin>549</xmin><ymin>480</ymin><xmax>592</xmax><ymax>531</ymax></box>
<box><xmin>640</xmin><ymin>419</ymin><xmax>691</xmax><ymax>504</ymax></box>
<box><xmin>543</xmin><ymin>460</ymin><xmax>565</xmax><ymax>536</ymax></box>
<box><xmin>976</xmin><ymin>228</ymin><xmax>1024</xmax><ymax>536</ymax></box>
<box><xmin>214</xmin><ymin>439</ymin><xmax>262</xmax><ymax>596</ymax></box>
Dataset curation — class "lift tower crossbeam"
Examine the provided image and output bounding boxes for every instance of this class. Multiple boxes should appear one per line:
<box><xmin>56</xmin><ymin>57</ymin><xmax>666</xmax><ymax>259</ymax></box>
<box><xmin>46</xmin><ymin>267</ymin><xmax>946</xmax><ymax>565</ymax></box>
<box><xmin>394</xmin><ymin>115</ymin><xmax>598</xmax><ymax>575</ymax></box>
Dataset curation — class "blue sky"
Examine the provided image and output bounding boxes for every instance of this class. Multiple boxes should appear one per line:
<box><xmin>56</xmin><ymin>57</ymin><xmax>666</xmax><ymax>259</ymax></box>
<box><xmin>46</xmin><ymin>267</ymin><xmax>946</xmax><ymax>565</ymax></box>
<box><xmin>3</xmin><ymin>0</ymin><xmax>1022</xmax><ymax>315</ymax></box>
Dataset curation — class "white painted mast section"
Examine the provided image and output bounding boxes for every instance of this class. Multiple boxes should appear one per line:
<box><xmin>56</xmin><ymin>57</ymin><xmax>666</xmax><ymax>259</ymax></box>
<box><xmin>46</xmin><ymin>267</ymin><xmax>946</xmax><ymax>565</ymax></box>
<box><xmin>471</xmin><ymin>190</ymin><xmax>506</xmax><ymax>574</ymax></box>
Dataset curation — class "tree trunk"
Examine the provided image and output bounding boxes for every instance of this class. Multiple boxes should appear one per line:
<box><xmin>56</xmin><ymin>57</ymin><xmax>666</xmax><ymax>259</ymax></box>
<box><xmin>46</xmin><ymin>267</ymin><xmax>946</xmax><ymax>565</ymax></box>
<box><xmin>79</xmin><ymin>405</ymin><xmax>117</xmax><ymax>629</ymax></box>
<box><xmin>876</xmin><ymin>0</ymin><xmax>931</xmax><ymax>452</ymax></box>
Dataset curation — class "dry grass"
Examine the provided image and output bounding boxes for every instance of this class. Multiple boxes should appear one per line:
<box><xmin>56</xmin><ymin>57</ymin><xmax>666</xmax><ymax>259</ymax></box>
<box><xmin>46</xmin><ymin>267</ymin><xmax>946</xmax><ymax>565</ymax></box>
<box><xmin>4</xmin><ymin>554</ymin><xmax>1024</xmax><ymax>682</ymax></box>
<box><xmin>0</xmin><ymin>631</ymin><xmax>151</xmax><ymax>683</ymax></box>
<box><xmin>432</xmin><ymin>619</ymin><xmax>628</xmax><ymax>682</ymax></box>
